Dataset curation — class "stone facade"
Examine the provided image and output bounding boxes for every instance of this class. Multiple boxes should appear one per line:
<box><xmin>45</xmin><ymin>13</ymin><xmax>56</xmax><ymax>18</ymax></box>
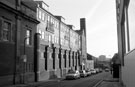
<box><xmin>0</xmin><ymin>0</ymin><xmax>39</xmax><ymax>86</ymax></box>
<box><xmin>0</xmin><ymin>0</ymin><xmax>87</xmax><ymax>86</ymax></box>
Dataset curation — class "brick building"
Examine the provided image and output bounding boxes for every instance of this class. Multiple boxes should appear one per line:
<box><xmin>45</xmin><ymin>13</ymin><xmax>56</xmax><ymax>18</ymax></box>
<box><xmin>0</xmin><ymin>0</ymin><xmax>39</xmax><ymax>86</ymax></box>
<box><xmin>0</xmin><ymin>0</ymin><xmax>87</xmax><ymax>86</ymax></box>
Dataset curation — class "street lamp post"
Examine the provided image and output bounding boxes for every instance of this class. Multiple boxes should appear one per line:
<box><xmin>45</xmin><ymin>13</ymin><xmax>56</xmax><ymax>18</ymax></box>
<box><xmin>24</xmin><ymin>37</ymin><xmax>27</xmax><ymax>55</ymax></box>
<box><xmin>22</xmin><ymin>37</ymin><xmax>29</xmax><ymax>83</ymax></box>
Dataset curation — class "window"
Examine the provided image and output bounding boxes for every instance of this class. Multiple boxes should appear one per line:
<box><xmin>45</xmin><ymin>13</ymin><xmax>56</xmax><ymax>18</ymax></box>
<box><xmin>2</xmin><ymin>21</ymin><xmax>11</xmax><ymax>41</ymax></box>
<box><xmin>42</xmin><ymin>13</ymin><xmax>45</xmax><ymax>21</ymax></box>
<box><xmin>128</xmin><ymin>0</ymin><xmax>135</xmax><ymax>51</ymax></box>
<box><xmin>56</xmin><ymin>22</ymin><xmax>58</xmax><ymax>28</ymax></box>
<box><xmin>52</xmin><ymin>35</ymin><xmax>54</xmax><ymax>43</ymax></box>
<box><xmin>56</xmin><ymin>37</ymin><xmax>58</xmax><ymax>44</ymax></box>
<box><xmin>47</xmin><ymin>15</ymin><xmax>50</xmax><ymax>22</ymax></box>
<box><xmin>55</xmin><ymin>37</ymin><xmax>57</xmax><ymax>44</ymax></box>
<box><xmin>11</xmin><ymin>24</ymin><xmax>15</xmax><ymax>42</ymax></box>
<box><xmin>38</xmin><ymin>29</ymin><xmax>41</xmax><ymax>34</ymax></box>
<box><xmin>39</xmin><ymin>10</ymin><xmax>42</xmax><ymax>19</ymax></box>
<box><xmin>46</xmin><ymin>16</ymin><xmax>54</xmax><ymax>33</ymax></box>
<box><xmin>44</xmin><ymin>32</ymin><xmax>47</xmax><ymax>41</ymax></box>
<box><xmin>26</xmin><ymin>29</ymin><xmax>32</xmax><ymax>45</ymax></box>
<box><xmin>54</xmin><ymin>20</ymin><xmax>56</xmax><ymax>28</ymax></box>
<box><xmin>42</xmin><ymin>31</ymin><xmax>44</xmax><ymax>39</ymax></box>
<box><xmin>42</xmin><ymin>3</ymin><xmax>48</xmax><ymax>11</ymax></box>
<box><xmin>52</xmin><ymin>19</ymin><xmax>54</xmax><ymax>25</ymax></box>
<box><xmin>0</xmin><ymin>18</ymin><xmax>15</xmax><ymax>42</ymax></box>
<box><xmin>54</xmin><ymin>36</ymin><xmax>56</xmax><ymax>43</ymax></box>
<box><xmin>61</xmin><ymin>39</ymin><xmax>63</xmax><ymax>45</ymax></box>
<box><xmin>48</xmin><ymin>34</ymin><xmax>51</xmax><ymax>42</ymax></box>
<box><xmin>124</xmin><ymin>7</ymin><xmax>130</xmax><ymax>53</ymax></box>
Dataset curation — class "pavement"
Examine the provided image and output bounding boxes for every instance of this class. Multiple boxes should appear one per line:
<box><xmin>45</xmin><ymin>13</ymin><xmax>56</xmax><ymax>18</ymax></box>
<box><xmin>3</xmin><ymin>78</ymin><xmax>63</xmax><ymax>87</ymax></box>
<box><xmin>94</xmin><ymin>74</ymin><xmax>123</xmax><ymax>87</ymax></box>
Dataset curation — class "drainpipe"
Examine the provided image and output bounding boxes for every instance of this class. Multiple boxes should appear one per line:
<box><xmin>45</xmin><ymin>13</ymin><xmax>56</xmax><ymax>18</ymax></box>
<box><xmin>35</xmin><ymin>33</ymin><xmax>41</xmax><ymax>82</ymax></box>
<box><xmin>14</xmin><ymin>0</ymin><xmax>21</xmax><ymax>84</ymax></box>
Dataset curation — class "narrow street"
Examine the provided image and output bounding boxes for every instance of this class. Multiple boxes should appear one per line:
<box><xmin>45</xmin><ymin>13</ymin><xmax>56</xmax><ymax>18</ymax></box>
<box><xmin>34</xmin><ymin>71</ymin><xmax>111</xmax><ymax>87</ymax></box>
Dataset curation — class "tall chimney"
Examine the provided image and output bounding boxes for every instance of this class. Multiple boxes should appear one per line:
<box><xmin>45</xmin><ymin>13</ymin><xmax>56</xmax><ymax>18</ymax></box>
<box><xmin>80</xmin><ymin>18</ymin><xmax>86</xmax><ymax>37</ymax></box>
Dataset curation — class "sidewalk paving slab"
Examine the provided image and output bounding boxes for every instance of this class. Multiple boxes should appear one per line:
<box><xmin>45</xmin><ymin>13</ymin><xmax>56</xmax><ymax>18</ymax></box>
<box><xmin>98</xmin><ymin>81</ymin><xmax>122</xmax><ymax>87</ymax></box>
<box><xmin>3</xmin><ymin>78</ymin><xmax>64</xmax><ymax>87</ymax></box>
<box><xmin>94</xmin><ymin>74</ymin><xmax>123</xmax><ymax>87</ymax></box>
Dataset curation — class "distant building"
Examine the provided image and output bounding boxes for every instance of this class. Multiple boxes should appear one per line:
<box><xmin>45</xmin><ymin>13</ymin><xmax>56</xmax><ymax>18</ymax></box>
<box><xmin>97</xmin><ymin>55</ymin><xmax>111</xmax><ymax>69</ymax></box>
<box><xmin>98</xmin><ymin>55</ymin><xmax>106</xmax><ymax>61</ymax></box>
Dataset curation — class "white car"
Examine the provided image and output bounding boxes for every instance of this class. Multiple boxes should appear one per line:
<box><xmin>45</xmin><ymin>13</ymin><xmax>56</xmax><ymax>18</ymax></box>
<box><xmin>66</xmin><ymin>70</ymin><xmax>80</xmax><ymax>79</ymax></box>
<box><xmin>90</xmin><ymin>69</ymin><xmax>96</xmax><ymax>74</ymax></box>
<box><xmin>85</xmin><ymin>70</ymin><xmax>91</xmax><ymax>76</ymax></box>
<box><xmin>95</xmin><ymin>68</ymin><xmax>100</xmax><ymax>73</ymax></box>
<box><xmin>105</xmin><ymin>68</ymin><xmax>110</xmax><ymax>72</ymax></box>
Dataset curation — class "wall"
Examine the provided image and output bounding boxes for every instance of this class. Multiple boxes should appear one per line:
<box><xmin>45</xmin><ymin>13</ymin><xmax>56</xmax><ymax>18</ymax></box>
<box><xmin>0</xmin><ymin>5</ymin><xmax>16</xmax><ymax>86</ymax></box>
<box><xmin>122</xmin><ymin>50</ymin><xmax>135</xmax><ymax>87</ymax></box>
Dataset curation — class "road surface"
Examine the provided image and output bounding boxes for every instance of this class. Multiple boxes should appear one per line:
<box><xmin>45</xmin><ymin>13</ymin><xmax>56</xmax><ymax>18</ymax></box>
<box><xmin>34</xmin><ymin>71</ymin><xmax>111</xmax><ymax>87</ymax></box>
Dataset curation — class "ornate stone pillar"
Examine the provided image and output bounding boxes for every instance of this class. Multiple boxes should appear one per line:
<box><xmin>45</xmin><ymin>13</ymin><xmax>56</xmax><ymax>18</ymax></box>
<box><xmin>47</xmin><ymin>46</ymin><xmax>53</xmax><ymax>70</ymax></box>
<box><xmin>55</xmin><ymin>48</ymin><xmax>59</xmax><ymax>69</ymax></box>
<box><xmin>74</xmin><ymin>52</ymin><xmax>76</xmax><ymax>67</ymax></box>
<box><xmin>66</xmin><ymin>50</ymin><xmax>69</xmax><ymax>68</ymax></box>
<box><xmin>70</xmin><ymin>51</ymin><xmax>73</xmax><ymax>68</ymax></box>
<box><xmin>61</xmin><ymin>49</ymin><xmax>64</xmax><ymax>69</ymax></box>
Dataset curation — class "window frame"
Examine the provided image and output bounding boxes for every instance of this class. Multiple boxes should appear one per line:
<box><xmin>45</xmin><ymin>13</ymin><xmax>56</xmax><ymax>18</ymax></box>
<box><xmin>38</xmin><ymin>10</ymin><xmax>42</xmax><ymax>19</ymax></box>
<box><xmin>126</xmin><ymin>0</ymin><xmax>135</xmax><ymax>52</ymax></box>
<box><xmin>2</xmin><ymin>21</ymin><xmax>11</xmax><ymax>41</ymax></box>
<box><xmin>0</xmin><ymin>18</ymin><xmax>15</xmax><ymax>43</ymax></box>
<box><xmin>26</xmin><ymin>29</ymin><xmax>32</xmax><ymax>45</ymax></box>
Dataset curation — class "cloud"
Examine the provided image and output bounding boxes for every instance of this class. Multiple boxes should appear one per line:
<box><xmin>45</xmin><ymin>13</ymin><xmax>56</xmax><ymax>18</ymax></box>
<box><xmin>85</xmin><ymin>0</ymin><xmax>103</xmax><ymax>20</ymax></box>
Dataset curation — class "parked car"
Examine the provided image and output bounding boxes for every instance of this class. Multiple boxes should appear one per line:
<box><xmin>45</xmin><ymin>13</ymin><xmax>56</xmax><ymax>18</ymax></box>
<box><xmin>105</xmin><ymin>68</ymin><xmax>110</xmax><ymax>72</ymax></box>
<box><xmin>95</xmin><ymin>68</ymin><xmax>100</xmax><ymax>73</ymax></box>
<box><xmin>79</xmin><ymin>70</ymin><xmax>87</xmax><ymax>77</ymax></box>
<box><xmin>85</xmin><ymin>70</ymin><xmax>91</xmax><ymax>76</ymax></box>
<box><xmin>99</xmin><ymin>68</ymin><xmax>103</xmax><ymax>72</ymax></box>
<box><xmin>66</xmin><ymin>70</ymin><xmax>80</xmax><ymax>79</ymax></box>
<box><xmin>90</xmin><ymin>69</ymin><xmax>97</xmax><ymax>74</ymax></box>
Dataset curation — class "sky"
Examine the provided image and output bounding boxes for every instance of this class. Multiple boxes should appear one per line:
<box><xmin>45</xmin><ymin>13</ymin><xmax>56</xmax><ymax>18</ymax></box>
<box><xmin>44</xmin><ymin>0</ymin><xmax>118</xmax><ymax>58</ymax></box>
